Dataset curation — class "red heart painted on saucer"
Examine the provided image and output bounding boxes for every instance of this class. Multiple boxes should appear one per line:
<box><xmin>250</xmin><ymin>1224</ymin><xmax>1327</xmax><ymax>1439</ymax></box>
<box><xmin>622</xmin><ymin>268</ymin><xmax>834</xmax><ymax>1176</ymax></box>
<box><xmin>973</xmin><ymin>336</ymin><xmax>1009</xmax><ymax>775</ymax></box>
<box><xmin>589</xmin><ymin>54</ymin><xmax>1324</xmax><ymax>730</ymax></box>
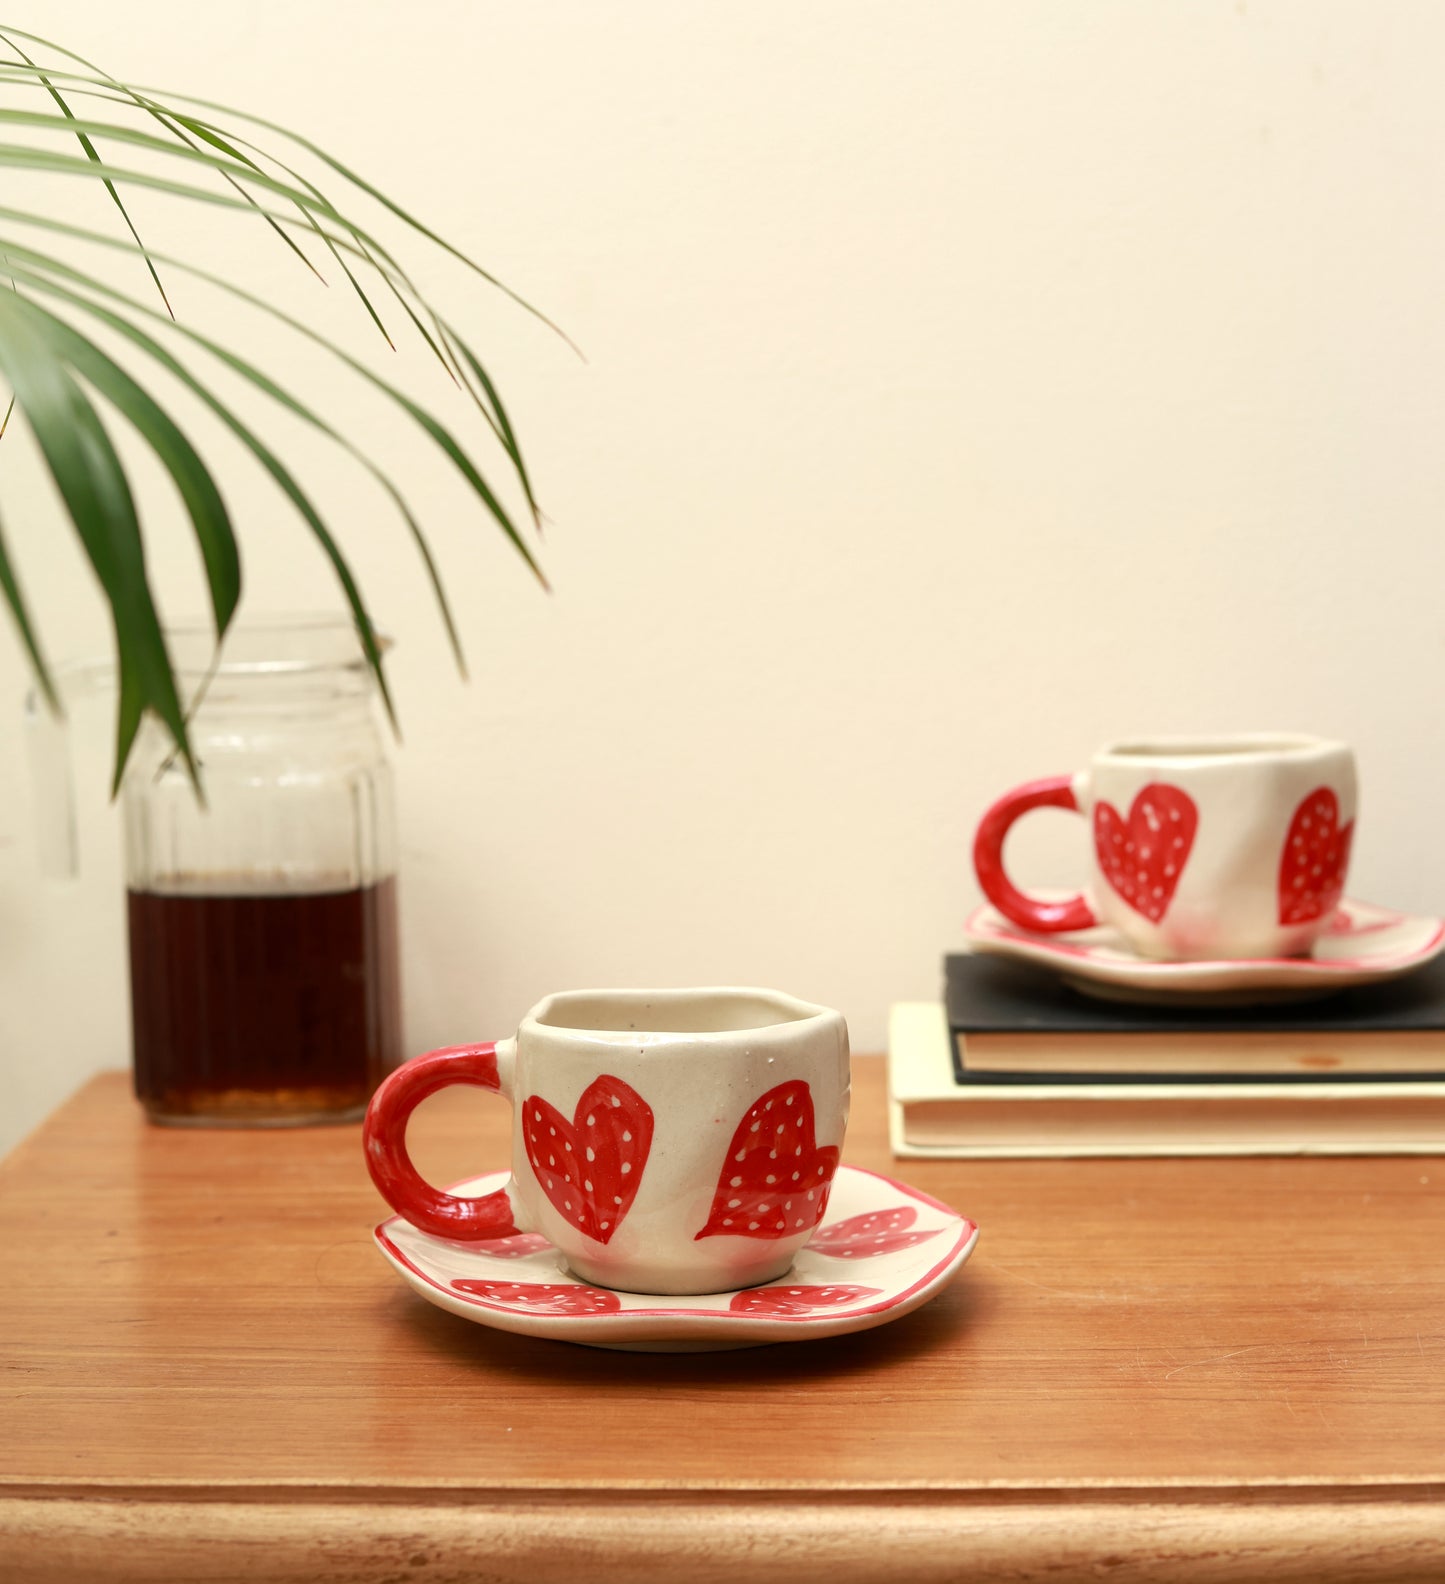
<box><xmin>450</xmin><ymin>1278</ymin><xmax>622</xmax><ymax>1315</ymax></box>
<box><xmin>694</xmin><ymin>1080</ymin><xmax>840</xmax><ymax>1242</ymax></box>
<box><xmin>1094</xmin><ymin>783</ymin><xmax>1198</xmax><ymax>924</ymax></box>
<box><xmin>523</xmin><ymin>1076</ymin><xmax>654</xmax><ymax>1246</ymax></box>
<box><xmin>1279</xmin><ymin>786</ymin><xmax>1353</xmax><ymax>926</ymax></box>
<box><xmin>808</xmin><ymin>1207</ymin><xmax>940</xmax><ymax>1259</ymax></box>
<box><xmin>729</xmin><ymin>1284</ymin><xmax>881</xmax><ymax>1316</ymax></box>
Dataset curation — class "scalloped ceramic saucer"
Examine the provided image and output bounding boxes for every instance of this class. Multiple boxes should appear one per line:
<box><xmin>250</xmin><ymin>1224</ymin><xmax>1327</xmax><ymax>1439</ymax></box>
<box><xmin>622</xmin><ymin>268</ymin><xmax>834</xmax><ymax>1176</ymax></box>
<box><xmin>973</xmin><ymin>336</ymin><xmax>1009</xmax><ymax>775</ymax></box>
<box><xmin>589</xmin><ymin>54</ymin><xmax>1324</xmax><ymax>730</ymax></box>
<box><xmin>375</xmin><ymin>1163</ymin><xmax>978</xmax><ymax>1352</ymax></box>
<box><xmin>964</xmin><ymin>897</ymin><xmax>1445</xmax><ymax>1005</ymax></box>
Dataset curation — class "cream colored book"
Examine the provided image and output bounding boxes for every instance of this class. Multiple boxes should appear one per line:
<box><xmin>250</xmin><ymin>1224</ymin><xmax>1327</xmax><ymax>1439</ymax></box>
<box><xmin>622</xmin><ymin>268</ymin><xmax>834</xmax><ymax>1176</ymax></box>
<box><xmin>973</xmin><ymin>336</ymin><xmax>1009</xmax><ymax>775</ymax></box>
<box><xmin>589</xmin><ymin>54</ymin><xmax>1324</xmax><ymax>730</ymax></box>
<box><xmin>887</xmin><ymin>1002</ymin><xmax>1445</xmax><ymax>1159</ymax></box>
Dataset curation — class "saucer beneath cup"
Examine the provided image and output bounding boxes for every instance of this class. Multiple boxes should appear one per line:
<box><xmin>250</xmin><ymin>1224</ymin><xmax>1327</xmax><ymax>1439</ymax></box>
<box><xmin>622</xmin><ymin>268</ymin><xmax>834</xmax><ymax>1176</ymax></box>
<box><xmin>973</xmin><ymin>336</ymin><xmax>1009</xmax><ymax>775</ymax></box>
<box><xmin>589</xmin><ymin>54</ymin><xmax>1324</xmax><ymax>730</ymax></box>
<box><xmin>374</xmin><ymin>1163</ymin><xmax>978</xmax><ymax>1352</ymax></box>
<box><xmin>964</xmin><ymin>898</ymin><xmax>1445</xmax><ymax>1007</ymax></box>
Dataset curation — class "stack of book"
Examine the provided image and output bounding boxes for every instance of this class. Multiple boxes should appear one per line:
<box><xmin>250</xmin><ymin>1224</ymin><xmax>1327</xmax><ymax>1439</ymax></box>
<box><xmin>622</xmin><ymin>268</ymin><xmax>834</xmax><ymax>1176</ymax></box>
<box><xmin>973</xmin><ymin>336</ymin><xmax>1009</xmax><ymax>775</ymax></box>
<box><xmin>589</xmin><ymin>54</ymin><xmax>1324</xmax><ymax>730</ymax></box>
<box><xmin>888</xmin><ymin>953</ymin><xmax>1445</xmax><ymax>1158</ymax></box>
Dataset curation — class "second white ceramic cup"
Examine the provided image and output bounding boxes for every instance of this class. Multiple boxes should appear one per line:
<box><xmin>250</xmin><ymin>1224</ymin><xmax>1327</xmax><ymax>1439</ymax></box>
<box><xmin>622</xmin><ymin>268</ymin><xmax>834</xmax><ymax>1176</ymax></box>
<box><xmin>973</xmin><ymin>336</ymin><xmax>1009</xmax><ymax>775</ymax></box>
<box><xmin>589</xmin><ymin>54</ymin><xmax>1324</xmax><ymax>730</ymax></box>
<box><xmin>973</xmin><ymin>734</ymin><xmax>1358</xmax><ymax>960</ymax></box>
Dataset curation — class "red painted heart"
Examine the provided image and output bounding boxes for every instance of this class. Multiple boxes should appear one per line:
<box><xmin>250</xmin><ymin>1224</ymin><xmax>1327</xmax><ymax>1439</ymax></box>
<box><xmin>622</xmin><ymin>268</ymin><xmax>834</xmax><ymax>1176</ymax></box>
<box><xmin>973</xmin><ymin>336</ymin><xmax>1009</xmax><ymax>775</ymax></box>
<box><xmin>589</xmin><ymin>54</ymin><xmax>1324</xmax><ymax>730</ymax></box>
<box><xmin>1094</xmin><ymin>783</ymin><xmax>1198</xmax><ymax>924</ymax></box>
<box><xmin>694</xmin><ymin>1080</ymin><xmax>840</xmax><ymax>1242</ymax></box>
<box><xmin>729</xmin><ymin>1284</ymin><xmax>881</xmax><ymax>1317</ymax></box>
<box><xmin>450</xmin><ymin>1279</ymin><xmax>621</xmax><ymax>1315</ymax></box>
<box><xmin>523</xmin><ymin>1075</ymin><xmax>653</xmax><ymax>1246</ymax></box>
<box><xmin>808</xmin><ymin>1207</ymin><xmax>940</xmax><ymax>1259</ymax></box>
<box><xmin>1279</xmin><ymin>787</ymin><xmax>1353</xmax><ymax>926</ymax></box>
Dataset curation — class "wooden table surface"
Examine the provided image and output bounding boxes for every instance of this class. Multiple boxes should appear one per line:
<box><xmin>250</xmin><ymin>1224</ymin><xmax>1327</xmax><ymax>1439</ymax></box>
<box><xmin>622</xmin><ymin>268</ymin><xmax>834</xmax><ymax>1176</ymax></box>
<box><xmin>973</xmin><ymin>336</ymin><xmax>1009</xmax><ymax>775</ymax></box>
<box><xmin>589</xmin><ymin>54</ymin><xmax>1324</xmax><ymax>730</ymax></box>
<box><xmin>3</xmin><ymin>1057</ymin><xmax>1444</xmax><ymax>1583</ymax></box>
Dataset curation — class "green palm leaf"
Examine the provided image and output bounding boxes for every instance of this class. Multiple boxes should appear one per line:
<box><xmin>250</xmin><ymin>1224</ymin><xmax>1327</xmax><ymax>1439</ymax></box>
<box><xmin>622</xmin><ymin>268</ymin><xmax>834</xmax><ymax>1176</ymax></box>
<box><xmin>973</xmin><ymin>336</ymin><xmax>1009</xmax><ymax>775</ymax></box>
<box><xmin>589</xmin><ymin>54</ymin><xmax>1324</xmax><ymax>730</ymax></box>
<box><xmin>0</xmin><ymin>30</ymin><xmax>174</xmax><ymax>316</ymax></box>
<box><xmin>0</xmin><ymin>64</ymin><xmax>549</xmax><ymax>462</ymax></box>
<box><xmin>138</xmin><ymin>104</ymin><xmax>332</xmax><ymax>291</ymax></box>
<box><xmin>0</xmin><ymin>28</ymin><xmax>562</xmax><ymax>789</ymax></box>
<box><xmin>0</xmin><ymin>41</ymin><xmax>332</xmax><ymax>295</ymax></box>
<box><xmin>0</xmin><ymin>40</ymin><xmax>574</xmax><ymax>342</ymax></box>
<box><xmin>0</xmin><ymin>252</ymin><xmax>432</xmax><ymax>700</ymax></box>
<box><xmin>0</xmin><ymin>289</ymin><xmax>196</xmax><ymax>792</ymax></box>
<box><xmin>0</xmin><ymin>218</ymin><xmax>547</xmax><ymax>587</ymax></box>
<box><xmin>16</xmin><ymin>298</ymin><xmax>240</xmax><ymax>640</ymax></box>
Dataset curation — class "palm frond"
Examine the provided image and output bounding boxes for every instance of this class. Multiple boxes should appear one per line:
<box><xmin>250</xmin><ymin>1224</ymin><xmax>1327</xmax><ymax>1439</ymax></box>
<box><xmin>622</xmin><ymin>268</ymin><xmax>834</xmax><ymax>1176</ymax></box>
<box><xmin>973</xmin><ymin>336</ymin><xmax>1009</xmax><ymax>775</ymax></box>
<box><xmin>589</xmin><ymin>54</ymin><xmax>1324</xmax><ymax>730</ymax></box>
<box><xmin>0</xmin><ymin>47</ymin><xmax>574</xmax><ymax>343</ymax></box>
<box><xmin>18</xmin><ymin>295</ymin><xmax>240</xmax><ymax>639</ymax></box>
<box><xmin>0</xmin><ymin>28</ymin><xmax>563</xmax><ymax>787</ymax></box>
<box><xmin>0</xmin><ymin>288</ymin><xmax>197</xmax><ymax>792</ymax></box>
<box><xmin>0</xmin><ymin>64</ymin><xmax>543</xmax><ymax>450</ymax></box>
<box><xmin>0</xmin><ymin>249</ymin><xmax>454</xmax><ymax>687</ymax></box>
<box><xmin>0</xmin><ymin>220</ymin><xmax>545</xmax><ymax>590</ymax></box>
<box><xmin>0</xmin><ymin>29</ymin><xmax>173</xmax><ymax>316</ymax></box>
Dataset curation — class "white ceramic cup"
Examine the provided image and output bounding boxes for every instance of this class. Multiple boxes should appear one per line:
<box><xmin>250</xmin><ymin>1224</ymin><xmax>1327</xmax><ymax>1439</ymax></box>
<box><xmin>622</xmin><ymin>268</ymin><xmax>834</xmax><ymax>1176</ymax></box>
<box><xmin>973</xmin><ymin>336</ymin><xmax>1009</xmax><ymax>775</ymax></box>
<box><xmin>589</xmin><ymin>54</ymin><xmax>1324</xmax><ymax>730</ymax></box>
<box><xmin>364</xmin><ymin>987</ymin><xmax>851</xmax><ymax>1296</ymax></box>
<box><xmin>973</xmin><ymin>734</ymin><xmax>1358</xmax><ymax>961</ymax></box>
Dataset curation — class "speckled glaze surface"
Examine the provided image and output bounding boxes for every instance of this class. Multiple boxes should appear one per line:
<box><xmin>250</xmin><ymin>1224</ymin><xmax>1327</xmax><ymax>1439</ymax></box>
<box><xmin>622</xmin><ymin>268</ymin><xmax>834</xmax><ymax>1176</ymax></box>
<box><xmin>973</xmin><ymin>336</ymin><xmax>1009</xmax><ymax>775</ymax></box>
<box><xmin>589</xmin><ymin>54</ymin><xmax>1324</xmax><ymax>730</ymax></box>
<box><xmin>364</xmin><ymin>988</ymin><xmax>851</xmax><ymax>1296</ymax></box>
<box><xmin>375</xmin><ymin>1163</ymin><xmax>979</xmax><ymax>1352</ymax></box>
<box><xmin>974</xmin><ymin>735</ymin><xmax>1358</xmax><ymax>961</ymax></box>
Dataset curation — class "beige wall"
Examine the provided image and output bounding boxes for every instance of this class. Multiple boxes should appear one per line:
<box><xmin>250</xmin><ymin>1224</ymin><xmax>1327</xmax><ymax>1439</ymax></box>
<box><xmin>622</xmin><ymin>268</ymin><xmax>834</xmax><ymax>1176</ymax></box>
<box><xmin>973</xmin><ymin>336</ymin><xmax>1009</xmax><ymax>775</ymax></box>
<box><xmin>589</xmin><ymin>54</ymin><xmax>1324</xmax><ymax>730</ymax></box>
<box><xmin>3</xmin><ymin>1</ymin><xmax>1443</xmax><ymax>1153</ymax></box>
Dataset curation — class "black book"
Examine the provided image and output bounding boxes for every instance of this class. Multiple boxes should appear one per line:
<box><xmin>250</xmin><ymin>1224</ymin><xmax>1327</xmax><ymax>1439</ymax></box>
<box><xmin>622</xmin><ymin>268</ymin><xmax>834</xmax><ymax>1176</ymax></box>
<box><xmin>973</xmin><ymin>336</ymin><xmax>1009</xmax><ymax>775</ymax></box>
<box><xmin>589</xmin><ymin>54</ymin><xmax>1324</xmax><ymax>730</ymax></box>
<box><xmin>942</xmin><ymin>952</ymin><xmax>1445</xmax><ymax>1084</ymax></box>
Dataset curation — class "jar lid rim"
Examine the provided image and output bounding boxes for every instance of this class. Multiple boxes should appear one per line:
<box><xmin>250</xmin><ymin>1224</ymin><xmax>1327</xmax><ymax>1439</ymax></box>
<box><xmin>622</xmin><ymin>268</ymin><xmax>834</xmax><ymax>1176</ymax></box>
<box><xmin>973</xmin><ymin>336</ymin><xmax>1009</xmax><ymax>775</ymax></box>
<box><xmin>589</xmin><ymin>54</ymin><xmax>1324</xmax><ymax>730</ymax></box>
<box><xmin>60</xmin><ymin>615</ymin><xmax>391</xmax><ymax>684</ymax></box>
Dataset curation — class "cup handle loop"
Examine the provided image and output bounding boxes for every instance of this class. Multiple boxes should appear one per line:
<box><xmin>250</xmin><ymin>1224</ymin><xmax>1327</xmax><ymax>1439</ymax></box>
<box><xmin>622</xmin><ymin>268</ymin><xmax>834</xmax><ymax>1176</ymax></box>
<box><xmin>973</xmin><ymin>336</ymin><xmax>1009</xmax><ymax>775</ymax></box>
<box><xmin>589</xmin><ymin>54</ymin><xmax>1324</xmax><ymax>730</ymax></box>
<box><xmin>363</xmin><ymin>1043</ymin><xmax>527</xmax><ymax>1240</ymax></box>
<box><xmin>973</xmin><ymin>775</ymin><xmax>1098</xmax><ymax>933</ymax></box>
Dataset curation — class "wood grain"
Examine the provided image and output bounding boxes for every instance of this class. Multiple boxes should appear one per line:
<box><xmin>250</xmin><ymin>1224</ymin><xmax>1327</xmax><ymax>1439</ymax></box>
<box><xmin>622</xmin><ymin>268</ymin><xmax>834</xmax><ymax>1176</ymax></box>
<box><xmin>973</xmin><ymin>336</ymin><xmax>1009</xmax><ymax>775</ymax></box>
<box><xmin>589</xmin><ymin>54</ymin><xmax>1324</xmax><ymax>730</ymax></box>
<box><xmin>3</xmin><ymin>1058</ymin><xmax>1444</xmax><ymax>1580</ymax></box>
<box><xmin>5</xmin><ymin>1490</ymin><xmax>1445</xmax><ymax>1584</ymax></box>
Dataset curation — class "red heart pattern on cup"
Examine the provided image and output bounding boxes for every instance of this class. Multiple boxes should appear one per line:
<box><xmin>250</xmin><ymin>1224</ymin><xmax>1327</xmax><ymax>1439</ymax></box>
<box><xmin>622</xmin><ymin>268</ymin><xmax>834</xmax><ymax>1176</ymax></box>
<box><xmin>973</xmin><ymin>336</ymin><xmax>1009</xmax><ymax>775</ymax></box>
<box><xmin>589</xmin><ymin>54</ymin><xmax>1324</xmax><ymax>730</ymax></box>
<box><xmin>523</xmin><ymin>1076</ymin><xmax>654</xmax><ymax>1245</ymax></box>
<box><xmin>1279</xmin><ymin>786</ymin><xmax>1354</xmax><ymax>926</ymax></box>
<box><xmin>1093</xmin><ymin>783</ymin><xmax>1199</xmax><ymax>923</ymax></box>
<box><xmin>694</xmin><ymin>1080</ymin><xmax>840</xmax><ymax>1242</ymax></box>
<box><xmin>1093</xmin><ymin>780</ymin><xmax>1355</xmax><ymax>932</ymax></box>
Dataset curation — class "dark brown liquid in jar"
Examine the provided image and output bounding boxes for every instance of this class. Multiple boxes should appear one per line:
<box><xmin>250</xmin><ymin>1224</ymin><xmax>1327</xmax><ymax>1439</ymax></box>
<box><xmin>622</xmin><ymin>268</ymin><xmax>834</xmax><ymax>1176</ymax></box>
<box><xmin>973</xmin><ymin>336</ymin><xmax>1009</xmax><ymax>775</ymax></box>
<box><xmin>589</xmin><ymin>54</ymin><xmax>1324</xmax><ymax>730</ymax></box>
<box><xmin>127</xmin><ymin>877</ymin><xmax>402</xmax><ymax>1125</ymax></box>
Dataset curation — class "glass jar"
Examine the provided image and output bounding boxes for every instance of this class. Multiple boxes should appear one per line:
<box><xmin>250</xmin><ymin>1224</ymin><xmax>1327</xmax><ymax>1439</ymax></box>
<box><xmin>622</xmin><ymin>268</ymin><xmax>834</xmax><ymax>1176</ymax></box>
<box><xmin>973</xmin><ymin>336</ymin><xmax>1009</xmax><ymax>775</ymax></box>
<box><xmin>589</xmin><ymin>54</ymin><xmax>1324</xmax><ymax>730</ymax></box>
<box><xmin>119</xmin><ymin>617</ymin><xmax>403</xmax><ymax>1126</ymax></box>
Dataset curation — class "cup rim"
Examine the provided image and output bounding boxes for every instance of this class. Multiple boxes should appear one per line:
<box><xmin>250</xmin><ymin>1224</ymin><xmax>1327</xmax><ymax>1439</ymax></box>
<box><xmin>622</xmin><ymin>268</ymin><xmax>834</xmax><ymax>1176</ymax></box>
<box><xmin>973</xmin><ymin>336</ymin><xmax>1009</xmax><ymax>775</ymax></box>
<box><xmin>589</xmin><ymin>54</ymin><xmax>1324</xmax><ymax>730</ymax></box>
<box><xmin>1095</xmin><ymin>733</ymin><xmax>1351</xmax><ymax>766</ymax></box>
<box><xmin>524</xmin><ymin>986</ymin><xmax>839</xmax><ymax>1040</ymax></box>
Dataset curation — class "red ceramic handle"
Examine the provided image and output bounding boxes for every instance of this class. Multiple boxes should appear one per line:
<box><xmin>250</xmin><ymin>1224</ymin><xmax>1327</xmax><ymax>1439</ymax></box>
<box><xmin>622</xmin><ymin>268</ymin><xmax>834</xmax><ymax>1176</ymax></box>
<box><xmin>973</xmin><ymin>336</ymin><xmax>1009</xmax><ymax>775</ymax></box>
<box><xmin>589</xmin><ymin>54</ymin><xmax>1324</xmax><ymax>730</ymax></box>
<box><xmin>973</xmin><ymin>775</ymin><xmax>1098</xmax><ymax>933</ymax></box>
<box><xmin>363</xmin><ymin>1043</ymin><xmax>522</xmax><ymax>1240</ymax></box>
